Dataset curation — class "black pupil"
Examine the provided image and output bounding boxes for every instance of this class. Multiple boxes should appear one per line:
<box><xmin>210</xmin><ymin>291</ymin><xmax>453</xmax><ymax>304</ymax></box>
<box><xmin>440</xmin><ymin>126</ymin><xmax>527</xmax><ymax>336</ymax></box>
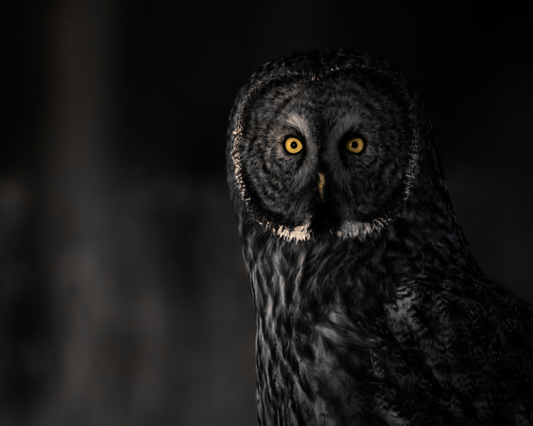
<box><xmin>291</xmin><ymin>141</ymin><xmax>298</xmax><ymax>149</ymax></box>
<box><xmin>351</xmin><ymin>141</ymin><xmax>358</xmax><ymax>148</ymax></box>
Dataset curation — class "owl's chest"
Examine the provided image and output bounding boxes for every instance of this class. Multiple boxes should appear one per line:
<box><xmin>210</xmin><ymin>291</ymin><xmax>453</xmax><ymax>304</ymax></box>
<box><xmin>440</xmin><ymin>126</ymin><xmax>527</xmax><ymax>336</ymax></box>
<box><xmin>254</xmin><ymin>290</ymin><xmax>384</xmax><ymax>426</ymax></box>
<box><xmin>250</xmin><ymin>258</ymin><xmax>385</xmax><ymax>425</ymax></box>
<box><xmin>243</xmin><ymin>228</ymin><xmax>405</xmax><ymax>424</ymax></box>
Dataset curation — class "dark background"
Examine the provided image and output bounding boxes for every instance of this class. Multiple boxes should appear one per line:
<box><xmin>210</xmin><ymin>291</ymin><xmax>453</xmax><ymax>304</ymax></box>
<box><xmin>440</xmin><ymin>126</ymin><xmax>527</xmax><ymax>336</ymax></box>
<box><xmin>5</xmin><ymin>0</ymin><xmax>533</xmax><ymax>424</ymax></box>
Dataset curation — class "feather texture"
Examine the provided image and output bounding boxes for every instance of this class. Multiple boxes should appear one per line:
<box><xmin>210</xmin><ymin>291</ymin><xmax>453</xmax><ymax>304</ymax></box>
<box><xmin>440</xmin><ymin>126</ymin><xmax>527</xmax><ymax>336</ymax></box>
<box><xmin>227</xmin><ymin>49</ymin><xmax>533</xmax><ymax>425</ymax></box>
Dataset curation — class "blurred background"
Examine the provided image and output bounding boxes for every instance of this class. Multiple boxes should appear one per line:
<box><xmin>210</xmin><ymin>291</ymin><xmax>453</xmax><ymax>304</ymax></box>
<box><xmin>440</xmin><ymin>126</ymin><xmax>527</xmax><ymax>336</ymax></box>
<box><xmin>4</xmin><ymin>0</ymin><xmax>533</xmax><ymax>424</ymax></box>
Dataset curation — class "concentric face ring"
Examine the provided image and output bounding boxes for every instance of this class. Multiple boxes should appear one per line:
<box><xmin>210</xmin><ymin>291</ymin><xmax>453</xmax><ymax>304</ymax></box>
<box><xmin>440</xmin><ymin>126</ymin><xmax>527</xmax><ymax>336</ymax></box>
<box><xmin>231</xmin><ymin>65</ymin><xmax>419</xmax><ymax>241</ymax></box>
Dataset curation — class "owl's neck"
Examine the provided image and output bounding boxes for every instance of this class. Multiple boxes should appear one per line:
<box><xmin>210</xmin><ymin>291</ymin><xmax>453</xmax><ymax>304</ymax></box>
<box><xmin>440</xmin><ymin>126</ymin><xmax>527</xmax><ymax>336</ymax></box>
<box><xmin>239</xmin><ymin>184</ymin><xmax>478</xmax><ymax>314</ymax></box>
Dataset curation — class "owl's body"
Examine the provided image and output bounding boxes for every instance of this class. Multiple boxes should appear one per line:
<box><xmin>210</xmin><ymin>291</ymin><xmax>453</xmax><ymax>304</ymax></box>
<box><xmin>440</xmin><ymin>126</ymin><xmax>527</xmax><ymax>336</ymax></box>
<box><xmin>226</xmin><ymin>50</ymin><xmax>533</xmax><ymax>425</ymax></box>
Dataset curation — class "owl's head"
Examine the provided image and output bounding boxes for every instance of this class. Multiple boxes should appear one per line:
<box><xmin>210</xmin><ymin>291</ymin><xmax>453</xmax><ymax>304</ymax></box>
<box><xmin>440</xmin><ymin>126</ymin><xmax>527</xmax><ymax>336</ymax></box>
<box><xmin>227</xmin><ymin>50</ymin><xmax>428</xmax><ymax>242</ymax></box>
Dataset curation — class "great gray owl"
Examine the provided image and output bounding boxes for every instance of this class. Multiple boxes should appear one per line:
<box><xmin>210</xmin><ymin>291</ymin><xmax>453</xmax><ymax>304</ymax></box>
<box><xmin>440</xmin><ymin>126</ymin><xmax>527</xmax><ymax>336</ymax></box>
<box><xmin>226</xmin><ymin>49</ymin><xmax>533</xmax><ymax>426</ymax></box>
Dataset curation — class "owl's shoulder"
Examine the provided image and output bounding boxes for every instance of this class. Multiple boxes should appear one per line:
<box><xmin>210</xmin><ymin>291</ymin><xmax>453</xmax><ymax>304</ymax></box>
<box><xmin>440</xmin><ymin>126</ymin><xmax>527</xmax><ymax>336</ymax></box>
<box><xmin>385</xmin><ymin>274</ymin><xmax>533</xmax><ymax>351</ymax></box>
<box><xmin>373</xmin><ymin>274</ymin><xmax>533</xmax><ymax>423</ymax></box>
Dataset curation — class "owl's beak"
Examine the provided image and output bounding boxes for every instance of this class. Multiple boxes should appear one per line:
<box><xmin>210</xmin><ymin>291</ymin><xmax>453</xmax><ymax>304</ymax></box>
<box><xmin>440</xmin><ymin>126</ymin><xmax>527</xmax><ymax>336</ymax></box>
<box><xmin>317</xmin><ymin>173</ymin><xmax>326</xmax><ymax>202</ymax></box>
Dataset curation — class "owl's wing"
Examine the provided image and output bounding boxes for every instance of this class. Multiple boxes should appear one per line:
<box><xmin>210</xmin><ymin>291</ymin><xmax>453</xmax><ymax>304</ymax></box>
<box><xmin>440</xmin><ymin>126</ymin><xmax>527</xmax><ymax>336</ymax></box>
<box><xmin>373</xmin><ymin>275</ymin><xmax>533</xmax><ymax>425</ymax></box>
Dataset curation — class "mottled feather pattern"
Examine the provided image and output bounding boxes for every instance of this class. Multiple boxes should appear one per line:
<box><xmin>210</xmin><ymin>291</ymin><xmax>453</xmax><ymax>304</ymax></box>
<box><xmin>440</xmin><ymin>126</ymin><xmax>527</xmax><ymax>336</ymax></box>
<box><xmin>241</xmin><ymin>217</ymin><xmax>393</xmax><ymax>426</ymax></box>
<box><xmin>227</xmin><ymin>50</ymin><xmax>533</xmax><ymax>425</ymax></box>
<box><xmin>382</xmin><ymin>277</ymin><xmax>533</xmax><ymax>423</ymax></box>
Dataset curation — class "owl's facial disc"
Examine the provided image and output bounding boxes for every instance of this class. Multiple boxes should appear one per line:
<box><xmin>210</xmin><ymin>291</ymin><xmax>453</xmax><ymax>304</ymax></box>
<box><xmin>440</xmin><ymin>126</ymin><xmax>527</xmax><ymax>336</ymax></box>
<box><xmin>232</xmin><ymin>67</ymin><xmax>418</xmax><ymax>241</ymax></box>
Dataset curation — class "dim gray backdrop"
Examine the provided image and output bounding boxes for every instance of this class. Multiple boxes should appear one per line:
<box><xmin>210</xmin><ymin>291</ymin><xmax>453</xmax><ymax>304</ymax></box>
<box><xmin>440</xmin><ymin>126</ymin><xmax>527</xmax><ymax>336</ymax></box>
<box><xmin>5</xmin><ymin>0</ymin><xmax>533</xmax><ymax>425</ymax></box>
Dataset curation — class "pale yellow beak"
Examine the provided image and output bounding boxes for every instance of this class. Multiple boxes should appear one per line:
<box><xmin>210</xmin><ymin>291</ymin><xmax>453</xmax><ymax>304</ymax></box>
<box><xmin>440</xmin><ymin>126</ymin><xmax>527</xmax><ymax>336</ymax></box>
<box><xmin>318</xmin><ymin>173</ymin><xmax>326</xmax><ymax>202</ymax></box>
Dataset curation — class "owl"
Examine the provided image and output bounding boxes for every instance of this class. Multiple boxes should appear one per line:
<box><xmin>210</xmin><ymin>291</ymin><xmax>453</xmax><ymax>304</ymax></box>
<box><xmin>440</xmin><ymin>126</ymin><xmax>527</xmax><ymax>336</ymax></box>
<box><xmin>226</xmin><ymin>50</ymin><xmax>533</xmax><ymax>426</ymax></box>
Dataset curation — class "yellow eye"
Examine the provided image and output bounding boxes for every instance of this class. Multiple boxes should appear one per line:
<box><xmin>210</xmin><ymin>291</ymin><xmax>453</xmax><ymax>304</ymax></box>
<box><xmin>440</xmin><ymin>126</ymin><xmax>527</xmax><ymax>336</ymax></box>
<box><xmin>346</xmin><ymin>137</ymin><xmax>364</xmax><ymax>154</ymax></box>
<box><xmin>285</xmin><ymin>137</ymin><xmax>303</xmax><ymax>154</ymax></box>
